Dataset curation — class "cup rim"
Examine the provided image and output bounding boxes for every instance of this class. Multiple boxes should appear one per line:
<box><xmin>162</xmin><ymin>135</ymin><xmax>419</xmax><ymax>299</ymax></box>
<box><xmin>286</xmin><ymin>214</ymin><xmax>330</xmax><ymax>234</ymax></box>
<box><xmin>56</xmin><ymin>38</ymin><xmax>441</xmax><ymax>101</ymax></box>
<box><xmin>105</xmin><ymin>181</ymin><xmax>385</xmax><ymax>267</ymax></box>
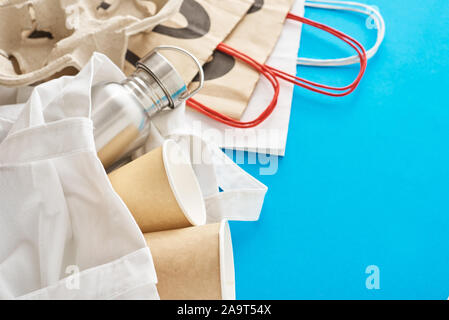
<box><xmin>219</xmin><ymin>220</ymin><xmax>236</xmax><ymax>300</ymax></box>
<box><xmin>162</xmin><ymin>139</ymin><xmax>207</xmax><ymax>227</ymax></box>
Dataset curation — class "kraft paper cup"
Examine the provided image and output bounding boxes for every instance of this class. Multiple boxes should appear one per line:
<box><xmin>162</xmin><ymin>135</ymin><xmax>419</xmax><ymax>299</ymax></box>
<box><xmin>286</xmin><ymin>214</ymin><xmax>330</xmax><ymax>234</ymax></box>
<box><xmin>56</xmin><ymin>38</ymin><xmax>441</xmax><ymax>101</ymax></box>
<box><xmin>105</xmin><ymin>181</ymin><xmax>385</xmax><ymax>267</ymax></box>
<box><xmin>144</xmin><ymin>220</ymin><xmax>236</xmax><ymax>300</ymax></box>
<box><xmin>108</xmin><ymin>139</ymin><xmax>206</xmax><ymax>233</ymax></box>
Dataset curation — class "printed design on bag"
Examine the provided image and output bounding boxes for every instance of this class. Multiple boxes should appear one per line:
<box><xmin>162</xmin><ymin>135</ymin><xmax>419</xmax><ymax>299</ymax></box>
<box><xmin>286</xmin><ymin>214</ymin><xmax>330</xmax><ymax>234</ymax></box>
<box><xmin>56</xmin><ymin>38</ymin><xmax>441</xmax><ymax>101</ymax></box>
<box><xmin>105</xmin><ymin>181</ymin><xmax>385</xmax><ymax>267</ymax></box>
<box><xmin>247</xmin><ymin>0</ymin><xmax>264</xmax><ymax>14</ymax></box>
<box><xmin>191</xmin><ymin>0</ymin><xmax>264</xmax><ymax>83</ymax></box>
<box><xmin>96</xmin><ymin>1</ymin><xmax>111</xmax><ymax>11</ymax></box>
<box><xmin>153</xmin><ymin>0</ymin><xmax>211</xmax><ymax>39</ymax></box>
<box><xmin>27</xmin><ymin>29</ymin><xmax>54</xmax><ymax>39</ymax></box>
<box><xmin>125</xmin><ymin>0</ymin><xmax>212</xmax><ymax>67</ymax></box>
<box><xmin>192</xmin><ymin>50</ymin><xmax>235</xmax><ymax>82</ymax></box>
<box><xmin>125</xmin><ymin>0</ymin><xmax>265</xmax><ymax>82</ymax></box>
<box><xmin>125</xmin><ymin>49</ymin><xmax>141</xmax><ymax>66</ymax></box>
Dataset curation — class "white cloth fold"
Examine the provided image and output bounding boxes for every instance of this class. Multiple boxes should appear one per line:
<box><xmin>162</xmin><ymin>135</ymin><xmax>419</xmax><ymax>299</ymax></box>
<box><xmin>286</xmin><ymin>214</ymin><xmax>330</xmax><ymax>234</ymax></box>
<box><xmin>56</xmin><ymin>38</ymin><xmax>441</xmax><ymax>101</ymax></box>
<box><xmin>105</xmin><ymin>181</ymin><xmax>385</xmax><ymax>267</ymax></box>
<box><xmin>0</xmin><ymin>53</ymin><xmax>158</xmax><ymax>299</ymax></box>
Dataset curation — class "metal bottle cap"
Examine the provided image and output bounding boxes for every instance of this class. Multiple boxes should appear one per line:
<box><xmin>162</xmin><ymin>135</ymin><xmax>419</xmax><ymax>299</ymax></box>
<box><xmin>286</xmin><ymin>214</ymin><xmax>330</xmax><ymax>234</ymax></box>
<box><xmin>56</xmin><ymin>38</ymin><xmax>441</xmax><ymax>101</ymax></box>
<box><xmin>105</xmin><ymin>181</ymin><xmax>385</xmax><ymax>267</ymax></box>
<box><xmin>134</xmin><ymin>46</ymin><xmax>204</xmax><ymax>111</ymax></box>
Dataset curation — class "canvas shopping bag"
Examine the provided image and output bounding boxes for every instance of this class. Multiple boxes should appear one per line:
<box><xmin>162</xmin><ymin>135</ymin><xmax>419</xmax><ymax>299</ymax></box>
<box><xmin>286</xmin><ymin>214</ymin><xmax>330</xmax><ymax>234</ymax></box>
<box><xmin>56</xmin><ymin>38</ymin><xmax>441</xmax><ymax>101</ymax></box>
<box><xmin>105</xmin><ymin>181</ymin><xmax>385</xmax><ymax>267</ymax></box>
<box><xmin>0</xmin><ymin>0</ymin><xmax>182</xmax><ymax>87</ymax></box>
<box><xmin>191</xmin><ymin>0</ymin><xmax>296</xmax><ymax>119</ymax></box>
<box><xmin>124</xmin><ymin>0</ymin><xmax>254</xmax><ymax>83</ymax></box>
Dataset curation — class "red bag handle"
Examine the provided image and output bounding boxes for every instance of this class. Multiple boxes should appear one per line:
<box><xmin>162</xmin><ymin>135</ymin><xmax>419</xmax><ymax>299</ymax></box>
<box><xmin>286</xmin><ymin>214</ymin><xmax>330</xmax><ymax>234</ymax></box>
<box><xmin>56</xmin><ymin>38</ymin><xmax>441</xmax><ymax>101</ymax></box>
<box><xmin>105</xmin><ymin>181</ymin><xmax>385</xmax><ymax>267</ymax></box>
<box><xmin>187</xmin><ymin>13</ymin><xmax>367</xmax><ymax>128</ymax></box>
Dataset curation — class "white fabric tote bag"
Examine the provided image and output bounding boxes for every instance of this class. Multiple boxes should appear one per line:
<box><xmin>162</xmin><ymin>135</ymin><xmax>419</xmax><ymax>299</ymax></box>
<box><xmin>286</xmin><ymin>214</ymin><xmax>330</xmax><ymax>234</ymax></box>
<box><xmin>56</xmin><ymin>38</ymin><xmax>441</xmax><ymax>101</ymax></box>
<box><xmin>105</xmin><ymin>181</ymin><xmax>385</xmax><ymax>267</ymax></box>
<box><xmin>0</xmin><ymin>54</ymin><xmax>159</xmax><ymax>299</ymax></box>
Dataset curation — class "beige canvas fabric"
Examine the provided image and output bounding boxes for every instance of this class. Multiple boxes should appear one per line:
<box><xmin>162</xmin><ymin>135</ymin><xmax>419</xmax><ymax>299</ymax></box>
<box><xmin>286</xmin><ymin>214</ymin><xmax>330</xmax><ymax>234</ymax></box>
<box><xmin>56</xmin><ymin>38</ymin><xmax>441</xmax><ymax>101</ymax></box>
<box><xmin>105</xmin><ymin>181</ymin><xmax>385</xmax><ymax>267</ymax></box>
<box><xmin>0</xmin><ymin>0</ymin><xmax>182</xmax><ymax>87</ymax></box>
<box><xmin>124</xmin><ymin>0</ymin><xmax>254</xmax><ymax>84</ymax></box>
<box><xmin>193</xmin><ymin>0</ymin><xmax>296</xmax><ymax>119</ymax></box>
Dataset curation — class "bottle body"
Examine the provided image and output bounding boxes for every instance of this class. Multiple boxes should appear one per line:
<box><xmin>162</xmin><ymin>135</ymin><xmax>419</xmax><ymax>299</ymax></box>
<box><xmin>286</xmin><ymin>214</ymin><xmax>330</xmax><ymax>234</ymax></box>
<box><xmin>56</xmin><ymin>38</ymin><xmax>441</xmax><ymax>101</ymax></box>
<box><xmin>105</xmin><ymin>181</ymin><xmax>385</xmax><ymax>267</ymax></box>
<box><xmin>92</xmin><ymin>81</ymin><xmax>150</xmax><ymax>168</ymax></box>
<box><xmin>90</xmin><ymin>46</ymin><xmax>203</xmax><ymax>169</ymax></box>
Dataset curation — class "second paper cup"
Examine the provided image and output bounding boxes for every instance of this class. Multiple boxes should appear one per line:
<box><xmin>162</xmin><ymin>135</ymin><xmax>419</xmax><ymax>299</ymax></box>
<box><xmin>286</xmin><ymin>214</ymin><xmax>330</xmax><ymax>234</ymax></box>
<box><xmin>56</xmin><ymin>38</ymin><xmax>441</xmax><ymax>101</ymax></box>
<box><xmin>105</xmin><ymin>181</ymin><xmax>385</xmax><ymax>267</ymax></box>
<box><xmin>144</xmin><ymin>220</ymin><xmax>235</xmax><ymax>300</ymax></box>
<box><xmin>108</xmin><ymin>139</ymin><xmax>206</xmax><ymax>233</ymax></box>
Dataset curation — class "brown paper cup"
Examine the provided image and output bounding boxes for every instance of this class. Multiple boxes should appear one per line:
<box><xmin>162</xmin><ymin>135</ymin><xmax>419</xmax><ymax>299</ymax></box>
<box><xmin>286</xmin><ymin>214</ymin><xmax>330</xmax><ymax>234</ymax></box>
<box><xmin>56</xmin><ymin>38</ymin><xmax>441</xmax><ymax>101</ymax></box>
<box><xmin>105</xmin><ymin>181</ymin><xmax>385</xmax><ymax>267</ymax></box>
<box><xmin>144</xmin><ymin>220</ymin><xmax>235</xmax><ymax>300</ymax></box>
<box><xmin>108</xmin><ymin>139</ymin><xmax>206</xmax><ymax>233</ymax></box>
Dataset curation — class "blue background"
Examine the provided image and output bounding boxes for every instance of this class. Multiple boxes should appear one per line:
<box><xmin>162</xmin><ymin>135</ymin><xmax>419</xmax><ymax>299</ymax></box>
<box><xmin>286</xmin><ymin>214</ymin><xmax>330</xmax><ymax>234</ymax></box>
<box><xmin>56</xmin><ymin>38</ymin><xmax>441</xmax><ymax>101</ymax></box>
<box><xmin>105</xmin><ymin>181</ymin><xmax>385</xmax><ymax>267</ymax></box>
<box><xmin>229</xmin><ymin>0</ymin><xmax>449</xmax><ymax>299</ymax></box>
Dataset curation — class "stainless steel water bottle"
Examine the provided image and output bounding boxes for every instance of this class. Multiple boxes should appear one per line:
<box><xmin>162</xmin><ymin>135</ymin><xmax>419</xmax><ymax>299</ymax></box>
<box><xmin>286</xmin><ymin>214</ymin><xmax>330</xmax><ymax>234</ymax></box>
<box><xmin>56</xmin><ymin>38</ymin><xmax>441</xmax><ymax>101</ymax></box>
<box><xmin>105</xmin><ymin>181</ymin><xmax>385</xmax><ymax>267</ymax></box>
<box><xmin>91</xmin><ymin>46</ymin><xmax>204</xmax><ymax>168</ymax></box>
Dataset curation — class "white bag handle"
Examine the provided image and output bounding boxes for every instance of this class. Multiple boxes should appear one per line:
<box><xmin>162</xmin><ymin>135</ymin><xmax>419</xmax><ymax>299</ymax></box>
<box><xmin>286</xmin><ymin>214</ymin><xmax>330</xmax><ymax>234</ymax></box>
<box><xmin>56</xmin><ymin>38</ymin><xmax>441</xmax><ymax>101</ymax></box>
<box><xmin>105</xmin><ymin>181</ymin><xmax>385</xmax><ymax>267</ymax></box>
<box><xmin>167</xmin><ymin>134</ymin><xmax>268</xmax><ymax>224</ymax></box>
<box><xmin>204</xmin><ymin>143</ymin><xmax>268</xmax><ymax>223</ymax></box>
<box><xmin>298</xmin><ymin>0</ymin><xmax>385</xmax><ymax>66</ymax></box>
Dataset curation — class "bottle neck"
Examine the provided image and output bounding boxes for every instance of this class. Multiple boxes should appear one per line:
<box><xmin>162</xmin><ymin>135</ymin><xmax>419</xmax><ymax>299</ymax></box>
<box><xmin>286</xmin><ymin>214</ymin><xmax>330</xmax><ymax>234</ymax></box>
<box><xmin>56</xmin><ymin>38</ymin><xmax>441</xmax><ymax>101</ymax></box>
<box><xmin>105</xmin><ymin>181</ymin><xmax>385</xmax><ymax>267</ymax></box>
<box><xmin>121</xmin><ymin>69</ymin><xmax>169</xmax><ymax>119</ymax></box>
